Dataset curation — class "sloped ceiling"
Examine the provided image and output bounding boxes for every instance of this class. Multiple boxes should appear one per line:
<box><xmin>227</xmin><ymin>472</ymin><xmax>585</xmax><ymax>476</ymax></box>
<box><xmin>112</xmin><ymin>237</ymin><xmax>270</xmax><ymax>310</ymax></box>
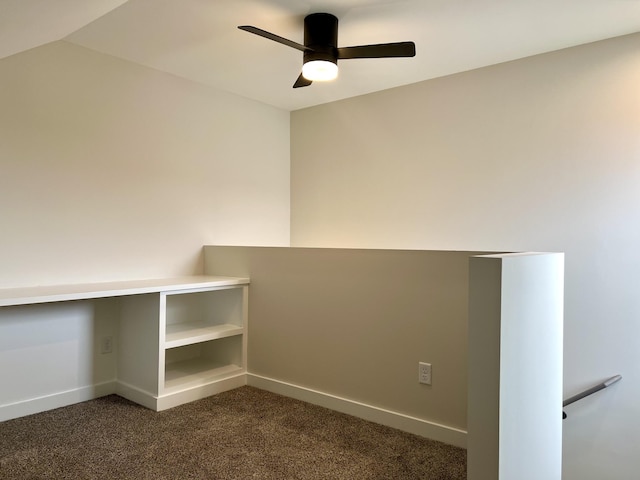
<box><xmin>3</xmin><ymin>0</ymin><xmax>640</xmax><ymax>111</ymax></box>
<box><xmin>0</xmin><ymin>0</ymin><xmax>128</xmax><ymax>59</ymax></box>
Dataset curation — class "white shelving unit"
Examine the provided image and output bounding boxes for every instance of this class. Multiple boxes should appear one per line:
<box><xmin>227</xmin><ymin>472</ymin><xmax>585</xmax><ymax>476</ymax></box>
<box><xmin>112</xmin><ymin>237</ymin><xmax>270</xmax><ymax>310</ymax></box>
<box><xmin>0</xmin><ymin>276</ymin><xmax>249</xmax><ymax>413</ymax></box>
<box><xmin>158</xmin><ymin>285</ymin><xmax>248</xmax><ymax>409</ymax></box>
<box><xmin>116</xmin><ymin>280</ymin><xmax>249</xmax><ymax>411</ymax></box>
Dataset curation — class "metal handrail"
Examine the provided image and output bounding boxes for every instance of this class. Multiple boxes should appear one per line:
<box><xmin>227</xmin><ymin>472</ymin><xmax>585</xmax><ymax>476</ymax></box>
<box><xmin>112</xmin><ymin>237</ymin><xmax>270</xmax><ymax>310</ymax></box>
<box><xmin>562</xmin><ymin>375</ymin><xmax>621</xmax><ymax>419</ymax></box>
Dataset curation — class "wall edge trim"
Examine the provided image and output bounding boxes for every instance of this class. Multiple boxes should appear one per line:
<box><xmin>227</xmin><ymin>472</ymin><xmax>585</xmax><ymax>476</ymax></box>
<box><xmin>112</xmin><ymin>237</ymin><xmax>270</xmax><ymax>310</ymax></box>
<box><xmin>247</xmin><ymin>373</ymin><xmax>467</xmax><ymax>448</ymax></box>
<box><xmin>0</xmin><ymin>381</ymin><xmax>117</xmax><ymax>422</ymax></box>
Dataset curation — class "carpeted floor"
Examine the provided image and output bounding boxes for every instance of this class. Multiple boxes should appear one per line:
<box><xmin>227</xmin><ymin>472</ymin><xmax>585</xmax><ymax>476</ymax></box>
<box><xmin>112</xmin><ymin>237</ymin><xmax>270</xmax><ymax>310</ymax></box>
<box><xmin>0</xmin><ymin>386</ymin><xmax>466</xmax><ymax>479</ymax></box>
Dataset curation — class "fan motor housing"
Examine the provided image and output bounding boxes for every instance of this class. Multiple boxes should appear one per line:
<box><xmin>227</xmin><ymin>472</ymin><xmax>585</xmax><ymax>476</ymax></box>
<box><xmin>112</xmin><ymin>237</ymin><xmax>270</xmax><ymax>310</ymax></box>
<box><xmin>303</xmin><ymin>13</ymin><xmax>338</xmax><ymax>65</ymax></box>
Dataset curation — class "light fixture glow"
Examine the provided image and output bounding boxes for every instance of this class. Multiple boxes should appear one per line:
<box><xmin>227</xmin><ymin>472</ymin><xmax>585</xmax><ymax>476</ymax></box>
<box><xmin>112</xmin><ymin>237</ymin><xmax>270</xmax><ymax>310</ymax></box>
<box><xmin>302</xmin><ymin>60</ymin><xmax>338</xmax><ymax>81</ymax></box>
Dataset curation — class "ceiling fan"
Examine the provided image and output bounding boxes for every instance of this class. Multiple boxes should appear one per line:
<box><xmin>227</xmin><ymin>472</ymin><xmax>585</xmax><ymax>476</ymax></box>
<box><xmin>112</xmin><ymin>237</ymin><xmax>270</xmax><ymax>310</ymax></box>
<box><xmin>238</xmin><ymin>13</ymin><xmax>416</xmax><ymax>88</ymax></box>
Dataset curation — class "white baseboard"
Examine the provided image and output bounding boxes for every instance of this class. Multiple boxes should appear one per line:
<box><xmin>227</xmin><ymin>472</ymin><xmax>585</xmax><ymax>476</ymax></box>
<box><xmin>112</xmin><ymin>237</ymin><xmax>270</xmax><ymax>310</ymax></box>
<box><xmin>1</xmin><ymin>375</ymin><xmax>250</xmax><ymax>422</ymax></box>
<box><xmin>117</xmin><ymin>375</ymin><xmax>248</xmax><ymax>412</ymax></box>
<box><xmin>156</xmin><ymin>374</ymin><xmax>247</xmax><ymax>411</ymax></box>
<box><xmin>0</xmin><ymin>381</ymin><xmax>117</xmax><ymax>422</ymax></box>
<box><xmin>247</xmin><ymin>374</ymin><xmax>467</xmax><ymax>448</ymax></box>
<box><xmin>1</xmin><ymin>375</ymin><xmax>466</xmax><ymax>450</ymax></box>
<box><xmin>116</xmin><ymin>381</ymin><xmax>158</xmax><ymax>411</ymax></box>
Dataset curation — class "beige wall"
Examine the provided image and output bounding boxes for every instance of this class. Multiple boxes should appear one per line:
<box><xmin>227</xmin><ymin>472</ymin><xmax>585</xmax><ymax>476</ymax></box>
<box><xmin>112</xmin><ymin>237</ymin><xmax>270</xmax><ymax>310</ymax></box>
<box><xmin>0</xmin><ymin>41</ymin><xmax>290</xmax><ymax>288</ymax></box>
<box><xmin>291</xmin><ymin>33</ymin><xmax>640</xmax><ymax>480</ymax></box>
<box><xmin>205</xmin><ymin>246</ymin><xmax>474</xmax><ymax>437</ymax></box>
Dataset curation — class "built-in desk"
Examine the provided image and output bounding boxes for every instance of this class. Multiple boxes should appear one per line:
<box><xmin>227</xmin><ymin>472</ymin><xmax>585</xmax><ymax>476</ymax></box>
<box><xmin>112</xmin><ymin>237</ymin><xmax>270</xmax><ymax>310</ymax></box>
<box><xmin>0</xmin><ymin>276</ymin><xmax>249</xmax><ymax>420</ymax></box>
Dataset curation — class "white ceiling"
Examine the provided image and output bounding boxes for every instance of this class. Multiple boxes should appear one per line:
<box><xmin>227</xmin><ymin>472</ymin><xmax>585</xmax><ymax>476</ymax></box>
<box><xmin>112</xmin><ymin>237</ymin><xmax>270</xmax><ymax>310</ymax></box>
<box><xmin>3</xmin><ymin>0</ymin><xmax>640</xmax><ymax>111</ymax></box>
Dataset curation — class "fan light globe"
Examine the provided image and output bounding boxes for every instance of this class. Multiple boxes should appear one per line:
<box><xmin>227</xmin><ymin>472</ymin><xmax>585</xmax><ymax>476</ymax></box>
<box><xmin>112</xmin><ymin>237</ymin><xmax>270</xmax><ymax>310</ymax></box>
<box><xmin>302</xmin><ymin>60</ymin><xmax>338</xmax><ymax>81</ymax></box>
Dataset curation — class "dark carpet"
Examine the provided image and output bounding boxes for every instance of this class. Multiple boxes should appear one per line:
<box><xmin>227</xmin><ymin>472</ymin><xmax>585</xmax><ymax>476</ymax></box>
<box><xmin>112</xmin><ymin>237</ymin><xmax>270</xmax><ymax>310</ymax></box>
<box><xmin>0</xmin><ymin>386</ymin><xmax>466</xmax><ymax>479</ymax></box>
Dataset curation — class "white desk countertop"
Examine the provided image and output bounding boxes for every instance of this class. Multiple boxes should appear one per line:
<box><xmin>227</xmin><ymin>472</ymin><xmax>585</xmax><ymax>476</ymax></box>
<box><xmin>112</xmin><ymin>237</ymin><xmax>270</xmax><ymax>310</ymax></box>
<box><xmin>0</xmin><ymin>276</ymin><xmax>250</xmax><ymax>307</ymax></box>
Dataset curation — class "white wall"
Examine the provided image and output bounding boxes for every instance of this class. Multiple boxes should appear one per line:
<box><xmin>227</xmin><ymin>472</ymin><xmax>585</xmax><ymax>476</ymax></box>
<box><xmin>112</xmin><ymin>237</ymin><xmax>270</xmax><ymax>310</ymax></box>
<box><xmin>0</xmin><ymin>41</ymin><xmax>289</xmax><ymax>415</ymax></box>
<box><xmin>0</xmin><ymin>41</ymin><xmax>290</xmax><ymax>289</ymax></box>
<box><xmin>468</xmin><ymin>253</ymin><xmax>564</xmax><ymax>480</ymax></box>
<box><xmin>0</xmin><ymin>299</ymin><xmax>118</xmax><ymax>420</ymax></box>
<box><xmin>291</xmin><ymin>33</ymin><xmax>640</xmax><ymax>480</ymax></box>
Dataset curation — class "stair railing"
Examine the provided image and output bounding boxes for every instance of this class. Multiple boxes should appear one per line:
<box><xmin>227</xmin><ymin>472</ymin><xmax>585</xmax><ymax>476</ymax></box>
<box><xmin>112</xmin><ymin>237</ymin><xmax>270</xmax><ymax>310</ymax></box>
<box><xmin>562</xmin><ymin>374</ymin><xmax>621</xmax><ymax>419</ymax></box>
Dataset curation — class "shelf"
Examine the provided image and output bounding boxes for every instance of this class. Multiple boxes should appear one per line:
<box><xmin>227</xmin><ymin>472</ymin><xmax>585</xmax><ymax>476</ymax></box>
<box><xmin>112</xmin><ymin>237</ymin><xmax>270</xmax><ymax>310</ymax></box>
<box><xmin>0</xmin><ymin>275</ymin><xmax>250</xmax><ymax>307</ymax></box>
<box><xmin>164</xmin><ymin>322</ymin><xmax>243</xmax><ymax>349</ymax></box>
<box><xmin>164</xmin><ymin>359</ymin><xmax>243</xmax><ymax>394</ymax></box>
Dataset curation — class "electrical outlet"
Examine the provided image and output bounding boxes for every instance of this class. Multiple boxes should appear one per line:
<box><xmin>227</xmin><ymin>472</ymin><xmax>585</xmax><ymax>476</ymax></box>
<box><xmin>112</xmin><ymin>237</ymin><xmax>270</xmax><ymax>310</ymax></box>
<box><xmin>418</xmin><ymin>362</ymin><xmax>432</xmax><ymax>385</ymax></box>
<box><xmin>100</xmin><ymin>336</ymin><xmax>113</xmax><ymax>354</ymax></box>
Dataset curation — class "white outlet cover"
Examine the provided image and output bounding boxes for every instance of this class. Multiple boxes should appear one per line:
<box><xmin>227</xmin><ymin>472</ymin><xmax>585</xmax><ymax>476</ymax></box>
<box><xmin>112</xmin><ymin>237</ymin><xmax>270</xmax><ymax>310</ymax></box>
<box><xmin>419</xmin><ymin>362</ymin><xmax>432</xmax><ymax>385</ymax></box>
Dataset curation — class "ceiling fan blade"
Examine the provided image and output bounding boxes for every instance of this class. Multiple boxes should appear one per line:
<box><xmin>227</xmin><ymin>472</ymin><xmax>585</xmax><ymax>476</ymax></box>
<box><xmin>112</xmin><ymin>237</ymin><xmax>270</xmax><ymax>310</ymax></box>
<box><xmin>238</xmin><ymin>25</ymin><xmax>309</xmax><ymax>52</ymax></box>
<box><xmin>293</xmin><ymin>73</ymin><xmax>312</xmax><ymax>88</ymax></box>
<box><xmin>337</xmin><ymin>41</ymin><xmax>415</xmax><ymax>59</ymax></box>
